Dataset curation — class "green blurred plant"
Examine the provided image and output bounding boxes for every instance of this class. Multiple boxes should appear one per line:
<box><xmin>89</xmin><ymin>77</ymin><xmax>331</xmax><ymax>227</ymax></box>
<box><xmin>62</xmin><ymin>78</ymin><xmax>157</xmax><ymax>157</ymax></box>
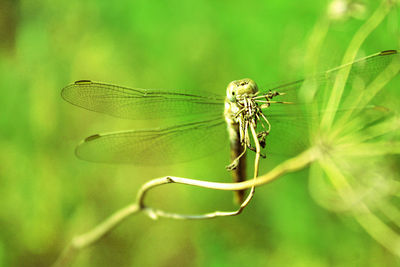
<box><xmin>53</xmin><ymin>0</ymin><xmax>400</xmax><ymax>265</ymax></box>
<box><xmin>304</xmin><ymin>0</ymin><xmax>400</xmax><ymax>257</ymax></box>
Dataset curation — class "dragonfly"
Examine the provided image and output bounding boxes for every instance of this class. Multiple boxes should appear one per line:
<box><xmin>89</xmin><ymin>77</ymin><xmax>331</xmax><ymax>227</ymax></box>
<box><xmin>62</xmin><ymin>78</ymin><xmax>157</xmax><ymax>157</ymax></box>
<box><xmin>62</xmin><ymin>50</ymin><xmax>399</xmax><ymax>202</ymax></box>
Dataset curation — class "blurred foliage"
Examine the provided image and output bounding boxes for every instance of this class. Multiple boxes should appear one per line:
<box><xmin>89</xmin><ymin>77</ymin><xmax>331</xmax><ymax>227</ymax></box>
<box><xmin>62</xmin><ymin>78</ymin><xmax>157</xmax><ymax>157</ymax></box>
<box><xmin>0</xmin><ymin>0</ymin><xmax>399</xmax><ymax>266</ymax></box>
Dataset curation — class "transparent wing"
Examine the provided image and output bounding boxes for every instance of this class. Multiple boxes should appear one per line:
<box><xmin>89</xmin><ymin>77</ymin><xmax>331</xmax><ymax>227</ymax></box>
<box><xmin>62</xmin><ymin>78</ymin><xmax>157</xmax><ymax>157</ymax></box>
<box><xmin>259</xmin><ymin>50</ymin><xmax>400</xmax><ymax>102</ymax></box>
<box><xmin>254</xmin><ymin>50</ymin><xmax>399</xmax><ymax>154</ymax></box>
<box><xmin>61</xmin><ymin>80</ymin><xmax>225</xmax><ymax>120</ymax></box>
<box><xmin>66</xmin><ymin>50</ymin><xmax>399</xmax><ymax>164</ymax></box>
<box><xmin>75</xmin><ymin>116</ymin><xmax>228</xmax><ymax>164</ymax></box>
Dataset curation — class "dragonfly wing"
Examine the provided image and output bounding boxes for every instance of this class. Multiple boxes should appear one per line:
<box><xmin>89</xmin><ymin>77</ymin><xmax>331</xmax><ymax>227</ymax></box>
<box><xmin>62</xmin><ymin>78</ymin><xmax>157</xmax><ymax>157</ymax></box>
<box><xmin>62</xmin><ymin>80</ymin><xmax>225</xmax><ymax>120</ymax></box>
<box><xmin>259</xmin><ymin>104</ymin><xmax>385</xmax><ymax>157</ymax></box>
<box><xmin>255</xmin><ymin>50</ymin><xmax>400</xmax><ymax>154</ymax></box>
<box><xmin>259</xmin><ymin>50</ymin><xmax>400</xmax><ymax>102</ymax></box>
<box><xmin>75</xmin><ymin>116</ymin><xmax>228</xmax><ymax>164</ymax></box>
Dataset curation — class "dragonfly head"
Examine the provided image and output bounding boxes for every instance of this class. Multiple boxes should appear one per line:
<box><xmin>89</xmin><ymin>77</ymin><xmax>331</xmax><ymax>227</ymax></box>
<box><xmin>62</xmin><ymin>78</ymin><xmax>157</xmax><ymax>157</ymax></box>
<box><xmin>226</xmin><ymin>78</ymin><xmax>258</xmax><ymax>102</ymax></box>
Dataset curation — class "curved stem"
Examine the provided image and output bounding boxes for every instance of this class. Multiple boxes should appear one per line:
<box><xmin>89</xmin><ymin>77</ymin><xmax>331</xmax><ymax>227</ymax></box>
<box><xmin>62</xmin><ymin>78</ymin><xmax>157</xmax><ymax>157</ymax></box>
<box><xmin>53</xmin><ymin>204</ymin><xmax>140</xmax><ymax>267</ymax></box>
<box><xmin>53</xmin><ymin>147</ymin><xmax>319</xmax><ymax>267</ymax></box>
<box><xmin>138</xmin><ymin>147</ymin><xmax>318</xmax><ymax>195</ymax></box>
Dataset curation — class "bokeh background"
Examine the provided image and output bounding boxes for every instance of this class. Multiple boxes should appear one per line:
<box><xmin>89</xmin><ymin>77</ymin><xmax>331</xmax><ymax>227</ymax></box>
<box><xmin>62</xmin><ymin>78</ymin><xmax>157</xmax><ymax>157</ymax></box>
<box><xmin>0</xmin><ymin>0</ymin><xmax>399</xmax><ymax>266</ymax></box>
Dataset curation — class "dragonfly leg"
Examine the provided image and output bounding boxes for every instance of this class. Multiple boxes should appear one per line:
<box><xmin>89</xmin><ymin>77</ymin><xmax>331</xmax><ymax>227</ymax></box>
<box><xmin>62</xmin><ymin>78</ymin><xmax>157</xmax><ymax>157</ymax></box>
<box><xmin>257</xmin><ymin>131</ymin><xmax>269</xmax><ymax>149</ymax></box>
<box><xmin>241</xmin><ymin>120</ymin><xmax>251</xmax><ymax>148</ymax></box>
<box><xmin>226</xmin><ymin>145</ymin><xmax>247</xmax><ymax>171</ymax></box>
<box><xmin>258</xmin><ymin>112</ymin><xmax>271</xmax><ymax>149</ymax></box>
<box><xmin>259</xmin><ymin>112</ymin><xmax>271</xmax><ymax>132</ymax></box>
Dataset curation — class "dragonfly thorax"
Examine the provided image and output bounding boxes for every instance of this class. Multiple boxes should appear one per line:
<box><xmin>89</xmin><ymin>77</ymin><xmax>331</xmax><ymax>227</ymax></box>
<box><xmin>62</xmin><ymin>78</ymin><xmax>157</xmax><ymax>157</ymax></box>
<box><xmin>226</xmin><ymin>78</ymin><xmax>259</xmax><ymax>103</ymax></box>
<box><xmin>224</xmin><ymin>78</ymin><xmax>271</xmax><ymax>170</ymax></box>
<box><xmin>224</xmin><ymin>78</ymin><xmax>269</xmax><ymax>150</ymax></box>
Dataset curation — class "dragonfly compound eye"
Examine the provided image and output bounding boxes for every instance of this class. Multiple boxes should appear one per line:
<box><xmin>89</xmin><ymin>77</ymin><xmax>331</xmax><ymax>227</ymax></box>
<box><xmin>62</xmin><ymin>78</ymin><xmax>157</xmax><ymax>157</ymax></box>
<box><xmin>226</xmin><ymin>81</ymin><xmax>238</xmax><ymax>102</ymax></box>
<box><xmin>227</xmin><ymin>89</ymin><xmax>237</xmax><ymax>102</ymax></box>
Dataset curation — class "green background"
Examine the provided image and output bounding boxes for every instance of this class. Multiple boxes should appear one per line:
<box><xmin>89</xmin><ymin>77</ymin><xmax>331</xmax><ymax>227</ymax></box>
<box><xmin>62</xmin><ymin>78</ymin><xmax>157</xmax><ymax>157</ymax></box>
<box><xmin>0</xmin><ymin>0</ymin><xmax>399</xmax><ymax>266</ymax></box>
